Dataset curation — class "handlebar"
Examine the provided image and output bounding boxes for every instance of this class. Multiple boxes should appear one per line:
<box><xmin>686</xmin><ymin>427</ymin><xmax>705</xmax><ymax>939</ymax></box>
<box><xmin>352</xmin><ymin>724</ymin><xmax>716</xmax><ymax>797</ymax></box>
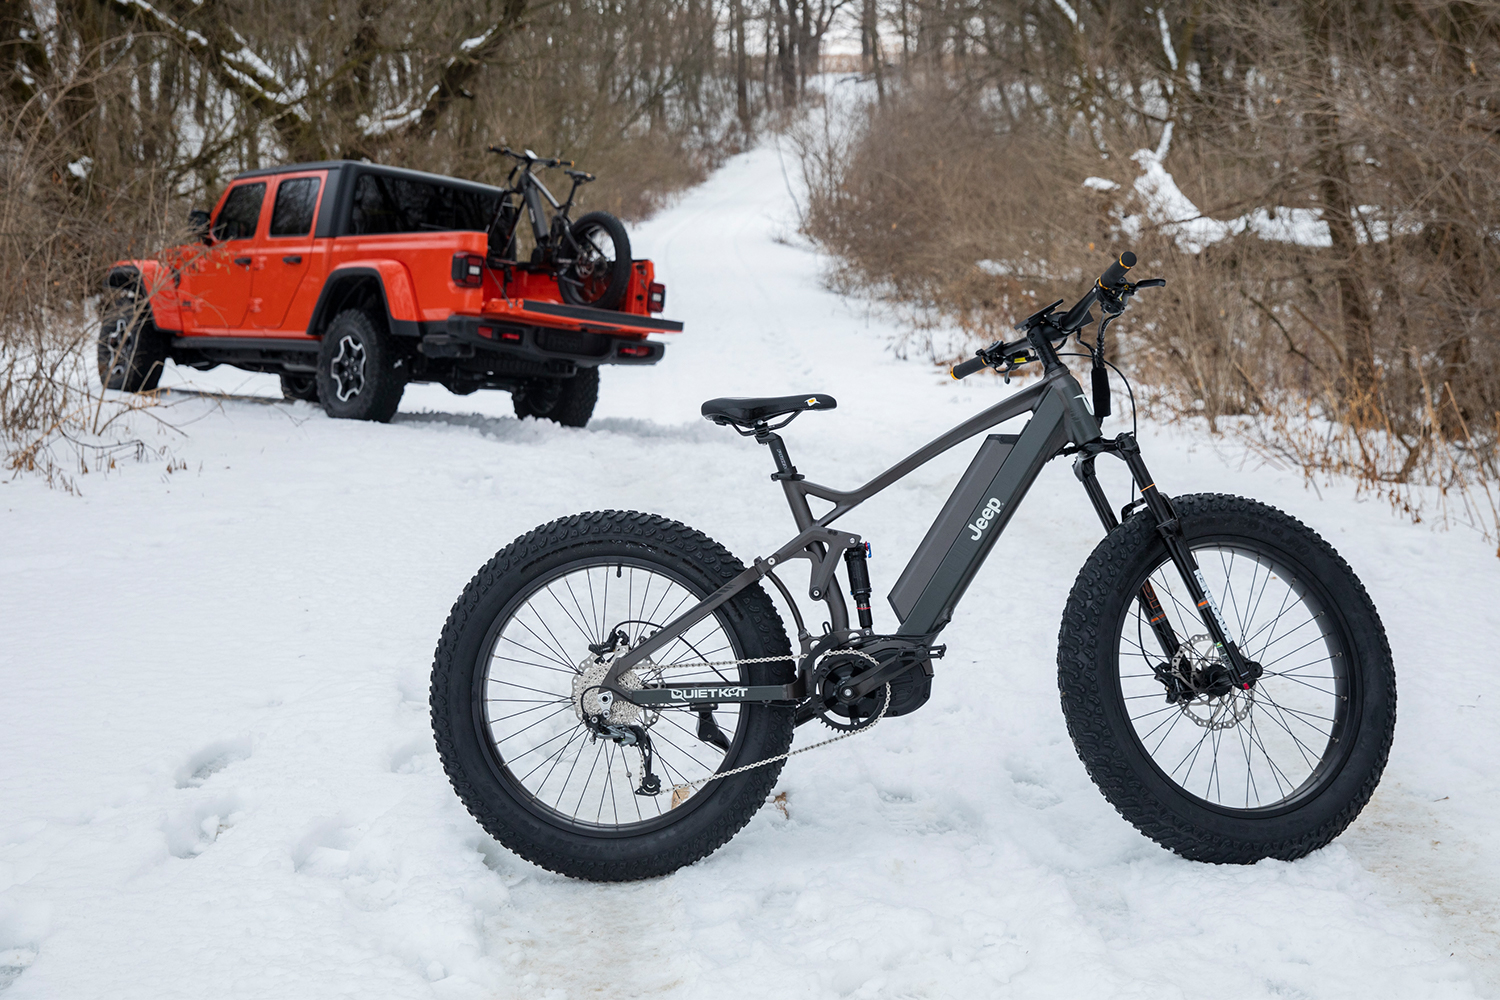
<box><xmin>950</xmin><ymin>354</ymin><xmax>990</xmax><ymax>380</ymax></box>
<box><xmin>487</xmin><ymin>144</ymin><xmax>574</xmax><ymax>169</ymax></box>
<box><xmin>949</xmin><ymin>250</ymin><xmax>1159</xmax><ymax>380</ymax></box>
<box><xmin>1098</xmin><ymin>250</ymin><xmax>1136</xmax><ymax>291</ymax></box>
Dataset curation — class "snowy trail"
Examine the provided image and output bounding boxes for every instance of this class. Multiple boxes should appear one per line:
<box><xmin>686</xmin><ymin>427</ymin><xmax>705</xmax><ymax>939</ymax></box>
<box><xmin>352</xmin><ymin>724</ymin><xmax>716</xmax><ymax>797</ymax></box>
<box><xmin>3</xmin><ymin>142</ymin><xmax>1500</xmax><ymax>999</ymax></box>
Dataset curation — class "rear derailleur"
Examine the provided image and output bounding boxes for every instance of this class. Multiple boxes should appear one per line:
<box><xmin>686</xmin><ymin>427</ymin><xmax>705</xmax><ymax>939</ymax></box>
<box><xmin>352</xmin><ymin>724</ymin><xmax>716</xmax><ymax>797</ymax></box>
<box><xmin>582</xmin><ymin>711</ymin><xmax>662</xmax><ymax>796</ymax></box>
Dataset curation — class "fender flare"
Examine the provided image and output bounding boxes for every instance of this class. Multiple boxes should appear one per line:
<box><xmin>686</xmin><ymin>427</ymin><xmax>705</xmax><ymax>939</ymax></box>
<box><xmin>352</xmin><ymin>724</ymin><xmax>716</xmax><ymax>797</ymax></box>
<box><xmin>105</xmin><ymin>261</ymin><xmax>182</xmax><ymax>332</ymax></box>
<box><xmin>306</xmin><ymin>261</ymin><xmax>422</xmax><ymax>339</ymax></box>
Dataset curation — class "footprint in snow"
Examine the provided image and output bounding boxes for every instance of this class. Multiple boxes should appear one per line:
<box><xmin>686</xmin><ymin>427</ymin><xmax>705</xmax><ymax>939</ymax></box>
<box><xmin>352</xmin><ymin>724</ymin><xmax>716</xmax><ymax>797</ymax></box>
<box><xmin>388</xmin><ymin>737</ymin><xmax>432</xmax><ymax>774</ymax></box>
<box><xmin>163</xmin><ymin>793</ymin><xmax>244</xmax><ymax>859</ymax></box>
<box><xmin>1005</xmin><ymin>757</ymin><xmax>1063</xmax><ymax>810</ymax></box>
<box><xmin>292</xmin><ymin>816</ymin><xmax>362</xmax><ymax>876</ymax></box>
<box><xmin>0</xmin><ymin>948</ymin><xmax>38</xmax><ymax>992</ymax></box>
<box><xmin>174</xmin><ymin>735</ymin><xmax>253</xmax><ymax>788</ymax></box>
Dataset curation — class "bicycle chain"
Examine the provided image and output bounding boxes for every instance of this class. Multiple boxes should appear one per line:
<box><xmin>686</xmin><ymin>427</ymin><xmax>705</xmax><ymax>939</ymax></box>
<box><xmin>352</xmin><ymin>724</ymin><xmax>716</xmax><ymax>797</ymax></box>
<box><xmin>630</xmin><ymin>649</ymin><xmax>889</xmax><ymax>793</ymax></box>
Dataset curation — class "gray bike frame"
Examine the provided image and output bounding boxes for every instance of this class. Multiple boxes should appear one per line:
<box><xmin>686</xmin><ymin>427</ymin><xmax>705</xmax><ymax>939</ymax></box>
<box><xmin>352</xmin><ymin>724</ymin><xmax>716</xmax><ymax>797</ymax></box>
<box><xmin>604</xmin><ymin>364</ymin><xmax>1105</xmax><ymax>706</ymax></box>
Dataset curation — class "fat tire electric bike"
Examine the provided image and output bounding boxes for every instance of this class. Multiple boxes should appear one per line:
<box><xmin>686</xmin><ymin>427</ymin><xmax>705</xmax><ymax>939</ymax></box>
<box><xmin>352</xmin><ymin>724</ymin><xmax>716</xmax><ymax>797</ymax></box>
<box><xmin>430</xmin><ymin>252</ymin><xmax>1396</xmax><ymax>882</ymax></box>
<box><xmin>486</xmin><ymin>144</ymin><xmax>633</xmax><ymax>310</ymax></box>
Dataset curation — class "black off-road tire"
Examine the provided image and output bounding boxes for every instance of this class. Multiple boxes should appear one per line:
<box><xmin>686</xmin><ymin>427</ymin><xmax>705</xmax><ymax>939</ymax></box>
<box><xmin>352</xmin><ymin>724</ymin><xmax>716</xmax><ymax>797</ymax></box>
<box><xmin>560</xmin><ymin>211</ymin><xmax>632</xmax><ymax>310</ymax></box>
<box><xmin>97</xmin><ymin>297</ymin><xmax>168</xmax><ymax>392</ymax></box>
<box><xmin>315</xmin><ymin>309</ymin><xmax>405</xmax><ymax>422</ymax></box>
<box><xmin>279</xmin><ymin>373</ymin><xmax>320</xmax><ymax>402</ymax></box>
<box><xmin>430</xmin><ymin>510</ymin><xmax>795</xmax><ymax>881</ymax></box>
<box><xmin>1058</xmin><ymin>494</ymin><xmax>1395</xmax><ymax>864</ymax></box>
<box><xmin>512</xmin><ymin>367</ymin><xmax>598</xmax><ymax>427</ymax></box>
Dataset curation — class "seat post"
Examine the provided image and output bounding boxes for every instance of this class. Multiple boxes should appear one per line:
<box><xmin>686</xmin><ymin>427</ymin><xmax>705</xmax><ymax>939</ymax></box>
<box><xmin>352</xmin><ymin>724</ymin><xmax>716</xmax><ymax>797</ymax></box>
<box><xmin>754</xmin><ymin>422</ymin><xmax>801</xmax><ymax>482</ymax></box>
<box><xmin>755</xmin><ymin>422</ymin><xmax>817</xmax><ymax>531</ymax></box>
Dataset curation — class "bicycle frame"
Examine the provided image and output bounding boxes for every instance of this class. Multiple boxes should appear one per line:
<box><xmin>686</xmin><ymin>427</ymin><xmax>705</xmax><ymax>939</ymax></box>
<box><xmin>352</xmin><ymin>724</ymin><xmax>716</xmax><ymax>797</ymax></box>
<box><xmin>494</xmin><ymin>162</ymin><xmax>583</xmax><ymax>256</ymax></box>
<box><xmin>604</xmin><ymin>337</ymin><xmax>1256</xmax><ymax>708</ymax></box>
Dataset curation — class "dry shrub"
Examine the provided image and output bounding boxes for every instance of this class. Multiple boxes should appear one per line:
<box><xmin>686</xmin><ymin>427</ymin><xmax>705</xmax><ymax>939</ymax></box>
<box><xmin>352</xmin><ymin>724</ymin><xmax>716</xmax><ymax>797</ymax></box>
<box><xmin>799</xmin><ymin>1</ymin><xmax>1500</xmax><ymax>551</ymax></box>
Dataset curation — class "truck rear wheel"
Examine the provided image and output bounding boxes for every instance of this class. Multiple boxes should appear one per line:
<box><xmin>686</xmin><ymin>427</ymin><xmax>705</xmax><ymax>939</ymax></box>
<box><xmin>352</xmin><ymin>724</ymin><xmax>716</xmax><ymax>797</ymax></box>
<box><xmin>316</xmin><ymin>309</ymin><xmax>405</xmax><ymax>422</ymax></box>
<box><xmin>513</xmin><ymin>367</ymin><xmax>598</xmax><ymax>428</ymax></box>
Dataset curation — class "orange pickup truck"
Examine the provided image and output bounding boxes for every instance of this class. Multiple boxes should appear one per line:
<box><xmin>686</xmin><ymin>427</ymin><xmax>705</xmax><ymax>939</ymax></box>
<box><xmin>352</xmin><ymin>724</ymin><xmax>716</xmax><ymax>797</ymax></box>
<box><xmin>99</xmin><ymin>159</ymin><xmax>681</xmax><ymax>425</ymax></box>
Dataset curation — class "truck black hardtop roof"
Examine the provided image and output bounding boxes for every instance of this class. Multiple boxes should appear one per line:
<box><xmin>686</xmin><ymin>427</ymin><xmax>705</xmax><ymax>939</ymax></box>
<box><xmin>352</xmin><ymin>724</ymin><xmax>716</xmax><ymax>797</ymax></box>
<box><xmin>232</xmin><ymin>159</ymin><xmax>502</xmax><ymax>198</ymax></box>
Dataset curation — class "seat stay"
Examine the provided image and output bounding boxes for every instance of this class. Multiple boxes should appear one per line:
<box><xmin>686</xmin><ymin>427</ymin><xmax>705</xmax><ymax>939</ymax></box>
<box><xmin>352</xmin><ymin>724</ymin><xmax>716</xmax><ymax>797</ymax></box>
<box><xmin>604</xmin><ymin>524</ymin><xmax>863</xmax><ymax>681</ymax></box>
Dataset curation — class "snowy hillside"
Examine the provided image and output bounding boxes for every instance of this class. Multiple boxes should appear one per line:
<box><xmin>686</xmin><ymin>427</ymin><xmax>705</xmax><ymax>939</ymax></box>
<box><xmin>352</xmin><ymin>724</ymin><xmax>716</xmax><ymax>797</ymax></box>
<box><xmin>3</xmin><ymin>142</ymin><xmax>1498</xmax><ymax>999</ymax></box>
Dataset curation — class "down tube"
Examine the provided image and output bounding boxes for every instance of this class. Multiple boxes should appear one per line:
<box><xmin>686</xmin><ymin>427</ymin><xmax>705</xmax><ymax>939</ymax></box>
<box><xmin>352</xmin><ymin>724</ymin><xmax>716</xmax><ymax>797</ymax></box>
<box><xmin>895</xmin><ymin>389</ymin><xmax>1071</xmax><ymax>636</ymax></box>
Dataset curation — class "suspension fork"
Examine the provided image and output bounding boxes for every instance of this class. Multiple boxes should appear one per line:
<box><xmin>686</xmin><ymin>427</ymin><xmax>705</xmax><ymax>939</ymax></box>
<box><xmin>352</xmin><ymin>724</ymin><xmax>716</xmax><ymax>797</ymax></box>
<box><xmin>1075</xmin><ymin>434</ymin><xmax>1258</xmax><ymax>688</ymax></box>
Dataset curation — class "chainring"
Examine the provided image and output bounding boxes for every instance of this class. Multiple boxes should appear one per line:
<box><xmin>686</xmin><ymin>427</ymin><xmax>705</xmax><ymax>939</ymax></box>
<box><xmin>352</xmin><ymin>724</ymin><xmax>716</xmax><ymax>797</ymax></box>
<box><xmin>812</xmin><ymin>652</ymin><xmax>889</xmax><ymax>732</ymax></box>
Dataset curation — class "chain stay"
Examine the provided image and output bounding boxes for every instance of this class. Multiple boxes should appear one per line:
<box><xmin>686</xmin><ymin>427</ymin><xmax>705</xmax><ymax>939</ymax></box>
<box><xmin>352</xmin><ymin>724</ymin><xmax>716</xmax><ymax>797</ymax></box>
<box><xmin>608</xmin><ymin>649</ymin><xmax>888</xmax><ymax>794</ymax></box>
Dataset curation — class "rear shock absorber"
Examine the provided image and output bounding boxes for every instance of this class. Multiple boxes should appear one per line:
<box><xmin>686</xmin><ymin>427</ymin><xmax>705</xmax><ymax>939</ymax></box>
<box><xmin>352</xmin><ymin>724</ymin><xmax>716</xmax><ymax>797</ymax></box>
<box><xmin>844</xmin><ymin>543</ymin><xmax>874</xmax><ymax>631</ymax></box>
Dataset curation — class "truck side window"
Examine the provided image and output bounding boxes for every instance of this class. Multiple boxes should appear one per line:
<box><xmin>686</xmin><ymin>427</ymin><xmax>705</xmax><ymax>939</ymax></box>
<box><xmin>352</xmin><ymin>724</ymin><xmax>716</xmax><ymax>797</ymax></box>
<box><xmin>269</xmin><ymin>177</ymin><xmax>322</xmax><ymax>237</ymax></box>
<box><xmin>212</xmin><ymin>182</ymin><xmax>266</xmax><ymax>241</ymax></box>
<box><xmin>347</xmin><ymin>173</ymin><xmax>497</xmax><ymax>235</ymax></box>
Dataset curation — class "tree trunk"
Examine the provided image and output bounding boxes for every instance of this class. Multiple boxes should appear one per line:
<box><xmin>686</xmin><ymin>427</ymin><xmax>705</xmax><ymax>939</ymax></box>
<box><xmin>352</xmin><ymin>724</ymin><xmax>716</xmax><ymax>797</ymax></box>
<box><xmin>732</xmin><ymin>0</ymin><xmax>749</xmax><ymax>128</ymax></box>
<box><xmin>1304</xmin><ymin>1</ymin><xmax>1378</xmax><ymax>410</ymax></box>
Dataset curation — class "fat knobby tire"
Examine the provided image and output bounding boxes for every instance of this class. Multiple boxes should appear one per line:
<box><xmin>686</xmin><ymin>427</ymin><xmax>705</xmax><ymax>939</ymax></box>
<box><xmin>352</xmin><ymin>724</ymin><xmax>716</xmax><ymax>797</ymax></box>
<box><xmin>1057</xmin><ymin>493</ymin><xmax>1396</xmax><ymax>863</ymax></box>
<box><xmin>97</xmin><ymin>297</ymin><xmax>167</xmax><ymax>392</ymax></box>
<box><xmin>561</xmin><ymin>211</ymin><xmax>632</xmax><ymax>311</ymax></box>
<box><xmin>430</xmin><ymin>510</ymin><xmax>795</xmax><ymax>881</ymax></box>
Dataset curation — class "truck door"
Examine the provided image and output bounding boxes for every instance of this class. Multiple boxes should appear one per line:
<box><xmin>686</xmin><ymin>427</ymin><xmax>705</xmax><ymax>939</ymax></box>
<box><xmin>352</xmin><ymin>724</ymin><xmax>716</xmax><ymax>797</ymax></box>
<box><xmin>251</xmin><ymin>172</ymin><xmax>324</xmax><ymax>331</ymax></box>
<box><xmin>185</xmin><ymin>181</ymin><xmax>266</xmax><ymax>332</ymax></box>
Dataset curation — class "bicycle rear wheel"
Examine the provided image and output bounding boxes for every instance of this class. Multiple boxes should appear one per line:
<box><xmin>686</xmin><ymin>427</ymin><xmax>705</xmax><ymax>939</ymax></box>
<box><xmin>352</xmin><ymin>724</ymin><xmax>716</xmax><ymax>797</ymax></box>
<box><xmin>1058</xmin><ymin>494</ymin><xmax>1395</xmax><ymax>863</ymax></box>
<box><xmin>430</xmin><ymin>511</ymin><xmax>794</xmax><ymax>881</ymax></box>
<box><xmin>559</xmin><ymin>211</ymin><xmax>631</xmax><ymax>310</ymax></box>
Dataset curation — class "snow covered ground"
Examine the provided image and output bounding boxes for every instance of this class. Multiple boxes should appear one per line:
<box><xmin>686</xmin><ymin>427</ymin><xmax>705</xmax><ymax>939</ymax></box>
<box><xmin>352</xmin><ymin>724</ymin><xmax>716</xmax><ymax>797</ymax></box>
<box><xmin>3</xmin><ymin>141</ymin><xmax>1500</xmax><ymax>999</ymax></box>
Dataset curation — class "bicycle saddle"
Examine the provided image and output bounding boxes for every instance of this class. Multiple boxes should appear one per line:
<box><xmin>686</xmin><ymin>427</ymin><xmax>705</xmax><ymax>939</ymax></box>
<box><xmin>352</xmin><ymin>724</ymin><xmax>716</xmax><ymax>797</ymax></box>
<box><xmin>701</xmin><ymin>393</ymin><xmax>837</xmax><ymax>427</ymax></box>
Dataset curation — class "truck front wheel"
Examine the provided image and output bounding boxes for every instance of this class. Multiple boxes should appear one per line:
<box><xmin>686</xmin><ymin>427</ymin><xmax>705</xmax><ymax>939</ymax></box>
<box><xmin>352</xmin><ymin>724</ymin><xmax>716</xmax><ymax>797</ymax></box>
<box><xmin>316</xmin><ymin>310</ymin><xmax>405</xmax><ymax>423</ymax></box>
<box><xmin>97</xmin><ymin>297</ymin><xmax>167</xmax><ymax>393</ymax></box>
<box><xmin>512</xmin><ymin>367</ymin><xmax>598</xmax><ymax>428</ymax></box>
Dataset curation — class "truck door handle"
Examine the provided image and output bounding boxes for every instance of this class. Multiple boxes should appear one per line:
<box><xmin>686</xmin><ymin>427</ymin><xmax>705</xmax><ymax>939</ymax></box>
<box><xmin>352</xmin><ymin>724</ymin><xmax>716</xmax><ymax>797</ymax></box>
<box><xmin>281</xmin><ymin>255</ymin><xmax>302</xmax><ymax>264</ymax></box>
<box><xmin>234</xmin><ymin>256</ymin><xmax>252</xmax><ymax>266</ymax></box>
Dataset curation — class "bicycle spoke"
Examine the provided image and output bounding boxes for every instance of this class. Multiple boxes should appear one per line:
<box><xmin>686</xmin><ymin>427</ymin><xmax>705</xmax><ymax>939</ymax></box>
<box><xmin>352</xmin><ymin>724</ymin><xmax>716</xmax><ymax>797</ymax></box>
<box><xmin>1118</xmin><ymin>542</ymin><xmax>1347</xmax><ymax>813</ymax></box>
<box><xmin>484</xmin><ymin>560</ymin><xmax>748</xmax><ymax>830</ymax></box>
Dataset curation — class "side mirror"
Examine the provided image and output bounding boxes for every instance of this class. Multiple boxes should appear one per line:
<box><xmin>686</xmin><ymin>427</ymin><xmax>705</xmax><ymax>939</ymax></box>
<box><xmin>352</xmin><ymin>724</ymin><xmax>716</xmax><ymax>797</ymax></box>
<box><xmin>188</xmin><ymin>208</ymin><xmax>211</xmax><ymax>243</ymax></box>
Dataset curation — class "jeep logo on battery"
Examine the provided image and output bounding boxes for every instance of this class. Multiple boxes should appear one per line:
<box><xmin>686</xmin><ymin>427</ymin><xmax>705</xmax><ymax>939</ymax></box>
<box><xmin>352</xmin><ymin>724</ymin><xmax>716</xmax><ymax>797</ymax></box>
<box><xmin>669</xmin><ymin>687</ymin><xmax>746</xmax><ymax>701</ymax></box>
<box><xmin>969</xmin><ymin>497</ymin><xmax>1005</xmax><ymax>541</ymax></box>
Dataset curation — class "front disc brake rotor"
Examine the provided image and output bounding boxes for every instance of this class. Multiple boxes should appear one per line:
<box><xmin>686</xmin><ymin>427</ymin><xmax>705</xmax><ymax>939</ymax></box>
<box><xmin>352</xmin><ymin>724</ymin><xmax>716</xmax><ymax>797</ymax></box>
<box><xmin>1171</xmin><ymin>634</ymin><xmax>1254</xmax><ymax>731</ymax></box>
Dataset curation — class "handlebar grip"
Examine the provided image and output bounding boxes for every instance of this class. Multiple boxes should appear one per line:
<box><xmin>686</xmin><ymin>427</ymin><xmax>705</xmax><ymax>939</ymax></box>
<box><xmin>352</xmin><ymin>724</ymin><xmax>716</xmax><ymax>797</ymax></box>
<box><xmin>1097</xmin><ymin>250</ymin><xmax>1137</xmax><ymax>290</ymax></box>
<box><xmin>950</xmin><ymin>354</ymin><xmax>990</xmax><ymax>380</ymax></box>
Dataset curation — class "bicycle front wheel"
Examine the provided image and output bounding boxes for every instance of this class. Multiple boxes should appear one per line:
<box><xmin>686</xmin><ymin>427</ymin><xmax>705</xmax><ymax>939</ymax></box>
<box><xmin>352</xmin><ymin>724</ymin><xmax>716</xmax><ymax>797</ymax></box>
<box><xmin>1058</xmin><ymin>494</ymin><xmax>1395</xmax><ymax>863</ymax></box>
<box><xmin>430</xmin><ymin>511</ymin><xmax>794</xmax><ymax>881</ymax></box>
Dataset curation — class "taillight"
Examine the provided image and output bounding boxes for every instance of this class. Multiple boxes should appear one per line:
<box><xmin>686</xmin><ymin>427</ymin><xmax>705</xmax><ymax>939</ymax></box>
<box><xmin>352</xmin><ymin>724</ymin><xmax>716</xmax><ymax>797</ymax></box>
<box><xmin>451</xmin><ymin>252</ymin><xmax>485</xmax><ymax>287</ymax></box>
<box><xmin>647</xmin><ymin>282</ymin><xmax>665</xmax><ymax>313</ymax></box>
<box><xmin>619</xmin><ymin>343</ymin><xmax>651</xmax><ymax>358</ymax></box>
